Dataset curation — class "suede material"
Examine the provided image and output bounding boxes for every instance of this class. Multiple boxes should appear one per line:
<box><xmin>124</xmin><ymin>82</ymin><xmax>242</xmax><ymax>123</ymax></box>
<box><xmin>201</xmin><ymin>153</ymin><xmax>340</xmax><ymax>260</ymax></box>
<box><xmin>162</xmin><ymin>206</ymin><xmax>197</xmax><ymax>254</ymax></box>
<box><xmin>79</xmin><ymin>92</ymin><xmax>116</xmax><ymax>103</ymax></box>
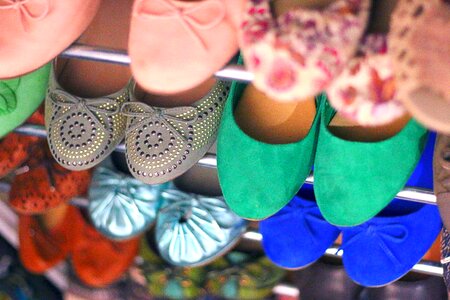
<box><xmin>0</xmin><ymin>64</ymin><xmax>50</xmax><ymax>138</ymax></box>
<box><xmin>341</xmin><ymin>199</ymin><xmax>442</xmax><ymax>287</ymax></box>
<box><xmin>315</xmin><ymin>100</ymin><xmax>428</xmax><ymax>226</ymax></box>
<box><xmin>259</xmin><ymin>184</ymin><xmax>340</xmax><ymax>269</ymax></box>
<box><xmin>217</xmin><ymin>82</ymin><xmax>324</xmax><ymax>220</ymax></box>
<box><xmin>405</xmin><ymin>132</ymin><xmax>435</xmax><ymax>189</ymax></box>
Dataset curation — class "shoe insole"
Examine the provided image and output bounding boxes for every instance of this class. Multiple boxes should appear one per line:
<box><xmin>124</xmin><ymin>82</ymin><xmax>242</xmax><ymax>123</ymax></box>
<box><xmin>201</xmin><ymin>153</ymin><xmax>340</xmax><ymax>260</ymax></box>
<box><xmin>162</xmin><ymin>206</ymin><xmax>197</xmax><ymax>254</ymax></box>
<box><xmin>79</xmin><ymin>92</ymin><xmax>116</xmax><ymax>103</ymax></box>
<box><xmin>328</xmin><ymin>111</ymin><xmax>410</xmax><ymax>142</ymax></box>
<box><xmin>272</xmin><ymin>0</ymin><xmax>338</xmax><ymax>16</ymax></box>
<box><xmin>367</xmin><ymin>0</ymin><xmax>398</xmax><ymax>34</ymax></box>
<box><xmin>235</xmin><ymin>84</ymin><xmax>316</xmax><ymax>144</ymax></box>
<box><xmin>56</xmin><ymin>0</ymin><xmax>133</xmax><ymax>98</ymax></box>
<box><xmin>135</xmin><ymin>77</ymin><xmax>216</xmax><ymax>108</ymax></box>
<box><xmin>38</xmin><ymin>203</ymin><xmax>69</xmax><ymax>232</ymax></box>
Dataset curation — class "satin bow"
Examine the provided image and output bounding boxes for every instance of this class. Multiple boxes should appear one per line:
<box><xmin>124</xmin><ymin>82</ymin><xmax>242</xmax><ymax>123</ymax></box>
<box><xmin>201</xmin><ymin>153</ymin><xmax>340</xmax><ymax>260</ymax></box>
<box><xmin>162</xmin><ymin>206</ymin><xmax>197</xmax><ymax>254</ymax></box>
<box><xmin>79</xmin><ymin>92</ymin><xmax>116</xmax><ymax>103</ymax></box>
<box><xmin>88</xmin><ymin>167</ymin><xmax>167</xmax><ymax>239</ymax></box>
<box><xmin>121</xmin><ymin>102</ymin><xmax>198</xmax><ymax>143</ymax></box>
<box><xmin>338</xmin><ymin>223</ymin><xmax>408</xmax><ymax>268</ymax></box>
<box><xmin>135</xmin><ymin>0</ymin><xmax>225</xmax><ymax>50</ymax></box>
<box><xmin>157</xmin><ymin>188</ymin><xmax>246</xmax><ymax>265</ymax></box>
<box><xmin>49</xmin><ymin>89</ymin><xmax>120</xmax><ymax>134</ymax></box>
<box><xmin>0</xmin><ymin>78</ymin><xmax>20</xmax><ymax>115</ymax></box>
<box><xmin>0</xmin><ymin>0</ymin><xmax>49</xmax><ymax>31</ymax></box>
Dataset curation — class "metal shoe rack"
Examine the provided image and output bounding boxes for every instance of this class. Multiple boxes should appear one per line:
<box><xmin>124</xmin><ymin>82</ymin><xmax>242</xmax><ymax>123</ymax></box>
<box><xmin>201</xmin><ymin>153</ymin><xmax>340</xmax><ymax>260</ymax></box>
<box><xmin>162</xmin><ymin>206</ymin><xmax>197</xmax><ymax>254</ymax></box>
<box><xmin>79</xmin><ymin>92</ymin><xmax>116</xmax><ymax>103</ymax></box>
<box><xmin>1</xmin><ymin>43</ymin><xmax>442</xmax><ymax>295</ymax></box>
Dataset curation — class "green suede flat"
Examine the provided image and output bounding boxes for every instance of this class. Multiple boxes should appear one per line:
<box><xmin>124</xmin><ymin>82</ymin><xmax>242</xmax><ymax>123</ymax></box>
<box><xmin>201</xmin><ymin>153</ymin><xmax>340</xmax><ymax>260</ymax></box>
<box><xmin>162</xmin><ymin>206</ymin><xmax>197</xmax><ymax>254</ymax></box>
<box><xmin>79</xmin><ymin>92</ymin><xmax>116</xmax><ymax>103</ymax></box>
<box><xmin>315</xmin><ymin>100</ymin><xmax>428</xmax><ymax>226</ymax></box>
<box><xmin>217</xmin><ymin>82</ymin><xmax>324</xmax><ymax>220</ymax></box>
<box><xmin>0</xmin><ymin>64</ymin><xmax>50</xmax><ymax>138</ymax></box>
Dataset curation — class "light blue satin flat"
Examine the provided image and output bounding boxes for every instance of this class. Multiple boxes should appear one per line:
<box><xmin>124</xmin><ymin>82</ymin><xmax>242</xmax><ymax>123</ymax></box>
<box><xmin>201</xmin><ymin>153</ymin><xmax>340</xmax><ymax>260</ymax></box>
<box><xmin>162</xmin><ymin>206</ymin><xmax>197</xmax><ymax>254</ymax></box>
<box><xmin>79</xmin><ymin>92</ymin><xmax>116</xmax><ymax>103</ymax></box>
<box><xmin>88</xmin><ymin>167</ymin><xmax>168</xmax><ymax>240</ymax></box>
<box><xmin>156</xmin><ymin>188</ymin><xmax>247</xmax><ymax>267</ymax></box>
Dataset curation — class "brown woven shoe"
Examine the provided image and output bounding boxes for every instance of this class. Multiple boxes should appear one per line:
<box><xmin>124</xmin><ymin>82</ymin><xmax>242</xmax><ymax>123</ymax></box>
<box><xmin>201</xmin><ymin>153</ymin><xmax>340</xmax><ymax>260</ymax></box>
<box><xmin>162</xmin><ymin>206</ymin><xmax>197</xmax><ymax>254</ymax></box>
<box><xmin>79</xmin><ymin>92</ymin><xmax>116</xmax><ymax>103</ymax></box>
<box><xmin>433</xmin><ymin>134</ymin><xmax>450</xmax><ymax>229</ymax></box>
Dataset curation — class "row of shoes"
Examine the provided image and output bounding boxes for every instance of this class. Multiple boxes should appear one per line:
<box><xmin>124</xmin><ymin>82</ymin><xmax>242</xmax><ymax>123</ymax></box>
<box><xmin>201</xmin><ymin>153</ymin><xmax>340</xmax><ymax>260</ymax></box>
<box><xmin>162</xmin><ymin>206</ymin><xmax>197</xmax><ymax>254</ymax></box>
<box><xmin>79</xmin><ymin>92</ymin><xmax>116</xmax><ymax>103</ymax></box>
<box><xmin>1</xmin><ymin>64</ymin><xmax>445</xmax><ymax>227</ymax></box>
<box><xmin>260</xmin><ymin>184</ymin><xmax>442</xmax><ymax>287</ymax></box>
<box><xmin>1</xmin><ymin>107</ymin><xmax>449</xmax><ymax>293</ymax></box>
<box><xmin>0</xmin><ymin>0</ymin><xmax>449</xmax><ymax>133</ymax></box>
<box><xmin>0</xmin><ymin>1</ymin><xmax>449</xmax><ymax>228</ymax></box>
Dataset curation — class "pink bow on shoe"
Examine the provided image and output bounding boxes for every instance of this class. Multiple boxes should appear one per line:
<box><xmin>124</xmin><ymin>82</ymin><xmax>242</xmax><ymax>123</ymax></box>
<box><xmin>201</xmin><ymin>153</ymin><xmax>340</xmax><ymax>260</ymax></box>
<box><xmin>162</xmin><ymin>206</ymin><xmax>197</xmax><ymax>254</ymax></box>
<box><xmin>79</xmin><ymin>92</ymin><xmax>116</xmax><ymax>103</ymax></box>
<box><xmin>135</xmin><ymin>0</ymin><xmax>225</xmax><ymax>50</ymax></box>
<box><xmin>0</xmin><ymin>0</ymin><xmax>49</xmax><ymax>31</ymax></box>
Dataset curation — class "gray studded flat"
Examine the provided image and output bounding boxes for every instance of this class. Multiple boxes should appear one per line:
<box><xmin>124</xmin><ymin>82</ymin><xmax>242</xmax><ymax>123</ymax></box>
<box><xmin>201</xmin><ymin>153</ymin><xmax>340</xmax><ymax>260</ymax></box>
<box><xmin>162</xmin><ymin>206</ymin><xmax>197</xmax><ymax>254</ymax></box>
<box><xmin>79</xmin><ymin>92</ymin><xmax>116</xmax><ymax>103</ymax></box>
<box><xmin>45</xmin><ymin>64</ymin><xmax>130</xmax><ymax>170</ymax></box>
<box><xmin>121</xmin><ymin>80</ymin><xmax>231</xmax><ymax>184</ymax></box>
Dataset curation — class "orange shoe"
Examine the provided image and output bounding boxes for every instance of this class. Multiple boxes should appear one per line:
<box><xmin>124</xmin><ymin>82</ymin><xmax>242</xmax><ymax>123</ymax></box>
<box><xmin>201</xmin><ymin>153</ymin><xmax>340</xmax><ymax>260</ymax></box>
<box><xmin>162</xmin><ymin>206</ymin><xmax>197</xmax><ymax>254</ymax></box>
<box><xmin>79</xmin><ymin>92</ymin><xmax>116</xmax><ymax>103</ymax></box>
<box><xmin>9</xmin><ymin>141</ymin><xmax>91</xmax><ymax>215</ymax></box>
<box><xmin>0</xmin><ymin>107</ymin><xmax>45</xmax><ymax>178</ymax></box>
<box><xmin>0</xmin><ymin>0</ymin><xmax>101</xmax><ymax>79</ymax></box>
<box><xmin>72</xmin><ymin>213</ymin><xmax>140</xmax><ymax>288</ymax></box>
<box><xmin>19</xmin><ymin>204</ymin><xmax>80</xmax><ymax>273</ymax></box>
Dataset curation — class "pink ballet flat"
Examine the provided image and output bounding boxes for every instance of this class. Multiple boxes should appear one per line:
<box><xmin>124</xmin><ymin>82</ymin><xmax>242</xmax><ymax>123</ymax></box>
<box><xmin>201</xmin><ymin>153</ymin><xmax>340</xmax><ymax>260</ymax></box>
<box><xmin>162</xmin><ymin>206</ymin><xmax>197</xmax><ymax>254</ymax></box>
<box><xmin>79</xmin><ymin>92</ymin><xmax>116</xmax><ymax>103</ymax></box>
<box><xmin>0</xmin><ymin>0</ymin><xmax>101</xmax><ymax>79</ymax></box>
<box><xmin>129</xmin><ymin>0</ymin><xmax>244</xmax><ymax>95</ymax></box>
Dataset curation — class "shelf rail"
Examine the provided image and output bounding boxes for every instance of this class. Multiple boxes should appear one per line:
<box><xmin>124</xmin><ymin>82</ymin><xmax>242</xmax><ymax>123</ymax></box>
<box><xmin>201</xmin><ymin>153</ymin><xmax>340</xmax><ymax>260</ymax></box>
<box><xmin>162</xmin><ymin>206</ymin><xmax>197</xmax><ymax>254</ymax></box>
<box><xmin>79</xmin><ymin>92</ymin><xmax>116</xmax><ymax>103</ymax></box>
<box><xmin>61</xmin><ymin>43</ymin><xmax>253</xmax><ymax>83</ymax></box>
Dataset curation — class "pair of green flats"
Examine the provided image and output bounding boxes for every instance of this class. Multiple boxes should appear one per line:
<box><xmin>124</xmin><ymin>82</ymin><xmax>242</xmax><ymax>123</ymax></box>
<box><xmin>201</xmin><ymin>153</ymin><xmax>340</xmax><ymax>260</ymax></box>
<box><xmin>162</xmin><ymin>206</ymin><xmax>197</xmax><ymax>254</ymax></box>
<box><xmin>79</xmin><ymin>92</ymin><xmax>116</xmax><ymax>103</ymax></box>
<box><xmin>0</xmin><ymin>65</ymin><xmax>50</xmax><ymax>138</ymax></box>
<box><xmin>218</xmin><ymin>82</ymin><xmax>428</xmax><ymax>226</ymax></box>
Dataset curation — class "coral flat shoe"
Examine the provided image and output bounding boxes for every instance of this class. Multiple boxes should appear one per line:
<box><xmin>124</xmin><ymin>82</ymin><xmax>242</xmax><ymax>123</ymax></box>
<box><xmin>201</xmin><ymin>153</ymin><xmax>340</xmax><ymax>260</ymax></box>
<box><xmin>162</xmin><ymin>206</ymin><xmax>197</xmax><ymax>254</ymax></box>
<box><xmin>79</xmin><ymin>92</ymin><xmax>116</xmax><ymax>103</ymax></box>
<box><xmin>19</xmin><ymin>204</ymin><xmax>79</xmax><ymax>274</ymax></box>
<box><xmin>0</xmin><ymin>64</ymin><xmax>50</xmax><ymax>138</ymax></box>
<box><xmin>129</xmin><ymin>0</ymin><xmax>244</xmax><ymax>94</ymax></box>
<box><xmin>0</xmin><ymin>0</ymin><xmax>100</xmax><ymax>79</ymax></box>
<box><xmin>0</xmin><ymin>106</ymin><xmax>45</xmax><ymax>178</ymax></box>
<box><xmin>72</xmin><ymin>212</ymin><xmax>140</xmax><ymax>288</ymax></box>
<box><xmin>9</xmin><ymin>141</ymin><xmax>91</xmax><ymax>215</ymax></box>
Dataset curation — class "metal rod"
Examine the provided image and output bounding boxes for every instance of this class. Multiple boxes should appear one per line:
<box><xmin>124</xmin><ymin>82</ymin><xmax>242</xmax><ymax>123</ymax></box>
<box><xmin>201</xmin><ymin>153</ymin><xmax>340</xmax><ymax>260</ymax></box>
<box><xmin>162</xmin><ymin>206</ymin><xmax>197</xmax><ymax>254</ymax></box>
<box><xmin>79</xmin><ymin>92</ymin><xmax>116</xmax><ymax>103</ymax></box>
<box><xmin>60</xmin><ymin>44</ymin><xmax>130</xmax><ymax>65</ymax></box>
<box><xmin>61</xmin><ymin>43</ymin><xmax>252</xmax><ymax>83</ymax></box>
<box><xmin>245</xmin><ymin>232</ymin><xmax>444</xmax><ymax>277</ymax></box>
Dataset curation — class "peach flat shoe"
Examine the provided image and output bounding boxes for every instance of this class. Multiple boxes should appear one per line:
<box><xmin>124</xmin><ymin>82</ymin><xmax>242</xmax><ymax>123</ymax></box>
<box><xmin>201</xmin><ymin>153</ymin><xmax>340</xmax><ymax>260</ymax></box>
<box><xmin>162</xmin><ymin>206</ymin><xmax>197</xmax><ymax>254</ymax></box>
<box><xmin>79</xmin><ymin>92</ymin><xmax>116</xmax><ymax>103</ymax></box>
<box><xmin>129</xmin><ymin>0</ymin><xmax>244</xmax><ymax>94</ymax></box>
<box><xmin>0</xmin><ymin>0</ymin><xmax>101</xmax><ymax>79</ymax></box>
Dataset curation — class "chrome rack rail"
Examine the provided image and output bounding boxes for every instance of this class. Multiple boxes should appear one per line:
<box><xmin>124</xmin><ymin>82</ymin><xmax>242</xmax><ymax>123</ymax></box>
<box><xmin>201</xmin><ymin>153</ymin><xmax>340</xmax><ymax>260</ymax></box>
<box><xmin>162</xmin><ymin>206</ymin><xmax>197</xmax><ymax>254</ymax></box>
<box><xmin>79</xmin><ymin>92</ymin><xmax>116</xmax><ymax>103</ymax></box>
<box><xmin>61</xmin><ymin>44</ymin><xmax>253</xmax><ymax>83</ymax></box>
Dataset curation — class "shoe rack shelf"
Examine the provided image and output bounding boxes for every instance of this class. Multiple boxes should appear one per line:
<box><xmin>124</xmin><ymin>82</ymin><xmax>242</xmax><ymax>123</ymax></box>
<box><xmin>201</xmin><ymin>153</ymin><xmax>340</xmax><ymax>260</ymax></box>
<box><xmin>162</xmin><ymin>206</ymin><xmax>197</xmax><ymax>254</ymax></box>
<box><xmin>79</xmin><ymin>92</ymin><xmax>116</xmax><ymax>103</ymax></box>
<box><xmin>3</xmin><ymin>43</ymin><xmax>442</xmax><ymax>295</ymax></box>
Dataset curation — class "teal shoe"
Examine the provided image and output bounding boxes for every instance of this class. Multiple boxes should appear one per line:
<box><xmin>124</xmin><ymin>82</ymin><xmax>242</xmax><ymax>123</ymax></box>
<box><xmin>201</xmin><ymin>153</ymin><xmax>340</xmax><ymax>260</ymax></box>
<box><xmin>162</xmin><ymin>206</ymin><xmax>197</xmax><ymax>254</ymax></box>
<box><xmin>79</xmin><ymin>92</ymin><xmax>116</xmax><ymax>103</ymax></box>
<box><xmin>156</xmin><ymin>187</ymin><xmax>247</xmax><ymax>267</ymax></box>
<box><xmin>315</xmin><ymin>100</ymin><xmax>428</xmax><ymax>226</ymax></box>
<box><xmin>0</xmin><ymin>64</ymin><xmax>50</xmax><ymax>138</ymax></box>
<box><xmin>88</xmin><ymin>167</ymin><xmax>168</xmax><ymax>240</ymax></box>
<box><xmin>217</xmin><ymin>82</ymin><xmax>324</xmax><ymax>220</ymax></box>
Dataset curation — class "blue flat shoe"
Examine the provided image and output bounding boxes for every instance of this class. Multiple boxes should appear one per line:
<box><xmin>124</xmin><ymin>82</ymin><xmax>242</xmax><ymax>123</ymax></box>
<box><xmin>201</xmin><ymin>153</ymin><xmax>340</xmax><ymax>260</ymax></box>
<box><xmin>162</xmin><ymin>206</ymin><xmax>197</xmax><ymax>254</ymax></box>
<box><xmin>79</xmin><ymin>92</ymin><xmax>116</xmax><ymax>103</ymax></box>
<box><xmin>259</xmin><ymin>184</ymin><xmax>340</xmax><ymax>269</ymax></box>
<box><xmin>340</xmin><ymin>199</ymin><xmax>442</xmax><ymax>287</ymax></box>
<box><xmin>156</xmin><ymin>187</ymin><xmax>247</xmax><ymax>267</ymax></box>
<box><xmin>88</xmin><ymin>166</ymin><xmax>168</xmax><ymax>240</ymax></box>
